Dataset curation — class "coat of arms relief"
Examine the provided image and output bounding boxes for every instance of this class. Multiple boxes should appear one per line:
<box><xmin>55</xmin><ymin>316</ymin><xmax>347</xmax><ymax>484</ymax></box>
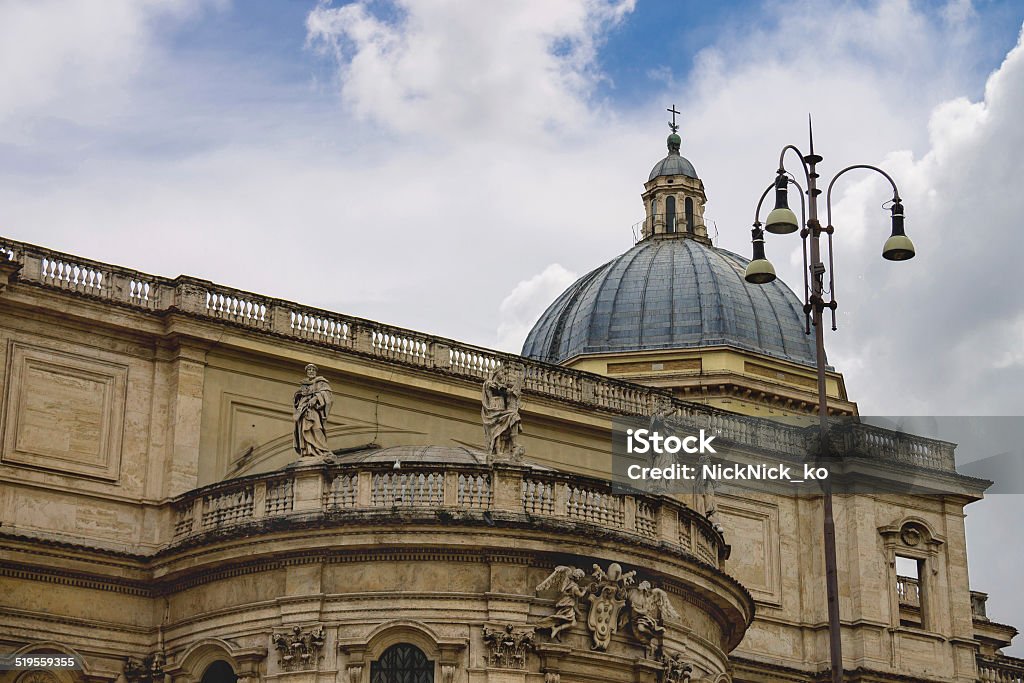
<box><xmin>535</xmin><ymin>561</ymin><xmax>680</xmax><ymax>656</ymax></box>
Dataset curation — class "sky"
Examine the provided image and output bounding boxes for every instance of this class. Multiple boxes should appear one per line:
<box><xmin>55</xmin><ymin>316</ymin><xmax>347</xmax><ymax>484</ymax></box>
<box><xmin>1</xmin><ymin>0</ymin><xmax>1023</xmax><ymax>653</ymax></box>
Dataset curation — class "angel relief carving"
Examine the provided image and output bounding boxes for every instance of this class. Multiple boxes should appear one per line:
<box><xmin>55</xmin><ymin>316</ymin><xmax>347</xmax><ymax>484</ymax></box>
<box><xmin>625</xmin><ymin>581</ymin><xmax>680</xmax><ymax>656</ymax></box>
<box><xmin>534</xmin><ymin>566</ymin><xmax>588</xmax><ymax>641</ymax></box>
<box><xmin>535</xmin><ymin>562</ymin><xmax>680</xmax><ymax>655</ymax></box>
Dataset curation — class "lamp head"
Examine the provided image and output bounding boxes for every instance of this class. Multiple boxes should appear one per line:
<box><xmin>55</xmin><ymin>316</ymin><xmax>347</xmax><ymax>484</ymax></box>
<box><xmin>882</xmin><ymin>199</ymin><xmax>915</xmax><ymax>261</ymax></box>
<box><xmin>745</xmin><ymin>224</ymin><xmax>777</xmax><ymax>284</ymax></box>
<box><xmin>765</xmin><ymin>172</ymin><xmax>799</xmax><ymax>234</ymax></box>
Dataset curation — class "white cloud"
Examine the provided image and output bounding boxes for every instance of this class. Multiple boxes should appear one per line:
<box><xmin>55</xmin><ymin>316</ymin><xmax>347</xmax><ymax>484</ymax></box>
<box><xmin>0</xmin><ymin>0</ymin><xmax>210</xmax><ymax>137</ymax></box>
<box><xmin>495</xmin><ymin>263</ymin><xmax>579</xmax><ymax>353</ymax></box>
<box><xmin>305</xmin><ymin>0</ymin><xmax>635</xmax><ymax>141</ymax></box>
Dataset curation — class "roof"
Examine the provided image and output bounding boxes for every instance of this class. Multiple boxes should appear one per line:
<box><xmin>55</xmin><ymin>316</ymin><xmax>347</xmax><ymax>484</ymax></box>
<box><xmin>649</xmin><ymin>152</ymin><xmax>698</xmax><ymax>181</ymax></box>
<box><xmin>521</xmin><ymin>237</ymin><xmax>818</xmax><ymax>367</ymax></box>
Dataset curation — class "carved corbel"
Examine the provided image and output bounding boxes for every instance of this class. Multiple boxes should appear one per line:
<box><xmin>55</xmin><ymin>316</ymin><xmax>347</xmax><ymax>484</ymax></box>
<box><xmin>272</xmin><ymin>625</ymin><xmax>326</xmax><ymax>671</ymax></box>
<box><xmin>124</xmin><ymin>653</ymin><xmax>166</xmax><ymax>683</ymax></box>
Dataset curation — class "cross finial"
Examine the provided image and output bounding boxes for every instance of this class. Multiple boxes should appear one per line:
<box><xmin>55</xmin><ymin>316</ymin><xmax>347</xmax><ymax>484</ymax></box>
<box><xmin>667</xmin><ymin>104</ymin><xmax>680</xmax><ymax>133</ymax></box>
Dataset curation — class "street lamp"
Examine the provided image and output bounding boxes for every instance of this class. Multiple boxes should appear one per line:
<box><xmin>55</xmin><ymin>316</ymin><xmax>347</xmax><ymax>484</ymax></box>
<box><xmin>743</xmin><ymin>122</ymin><xmax>915</xmax><ymax>683</ymax></box>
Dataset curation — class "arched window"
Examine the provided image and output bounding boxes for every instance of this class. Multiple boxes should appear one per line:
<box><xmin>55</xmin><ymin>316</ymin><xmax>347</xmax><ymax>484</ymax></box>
<box><xmin>201</xmin><ymin>661</ymin><xmax>237</xmax><ymax>683</ymax></box>
<box><xmin>685</xmin><ymin>197</ymin><xmax>695</xmax><ymax>233</ymax></box>
<box><xmin>665</xmin><ymin>196</ymin><xmax>677</xmax><ymax>233</ymax></box>
<box><xmin>372</xmin><ymin>644</ymin><xmax>434</xmax><ymax>683</ymax></box>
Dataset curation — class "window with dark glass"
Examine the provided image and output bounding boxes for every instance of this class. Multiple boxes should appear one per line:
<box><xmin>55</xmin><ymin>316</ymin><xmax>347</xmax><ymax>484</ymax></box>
<box><xmin>371</xmin><ymin>644</ymin><xmax>434</xmax><ymax>683</ymax></box>
<box><xmin>665</xmin><ymin>196</ymin><xmax>676</xmax><ymax>233</ymax></box>
<box><xmin>685</xmin><ymin>197</ymin><xmax>694</xmax><ymax>233</ymax></box>
<box><xmin>201</xmin><ymin>661</ymin><xmax>237</xmax><ymax>683</ymax></box>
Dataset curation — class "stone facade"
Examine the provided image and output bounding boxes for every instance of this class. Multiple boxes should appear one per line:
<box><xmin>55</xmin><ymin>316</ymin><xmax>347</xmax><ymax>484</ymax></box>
<box><xmin>0</xmin><ymin>237</ymin><xmax>1016</xmax><ymax>683</ymax></box>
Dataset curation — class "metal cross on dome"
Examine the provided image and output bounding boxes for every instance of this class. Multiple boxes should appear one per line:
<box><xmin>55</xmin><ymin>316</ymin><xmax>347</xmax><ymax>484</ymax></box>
<box><xmin>667</xmin><ymin>104</ymin><xmax>680</xmax><ymax>133</ymax></box>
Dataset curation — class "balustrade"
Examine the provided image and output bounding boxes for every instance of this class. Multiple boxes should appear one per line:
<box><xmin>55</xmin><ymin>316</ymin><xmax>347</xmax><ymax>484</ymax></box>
<box><xmin>978</xmin><ymin>656</ymin><xmax>1024</xmax><ymax>683</ymax></box>
<box><xmin>169</xmin><ymin>464</ymin><xmax>727</xmax><ymax>570</ymax></box>
<box><xmin>1</xmin><ymin>234</ymin><xmax>960</xmax><ymax>477</ymax></box>
<box><xmin>201</xmin><ymin>486</ymin><xmax>254</xmax><ymax>529</ymax></box>
<box><xmin>896</xmin><ymin>575</ymin><xmax>920</xmax><ymax>607</ymax></box>
<box><xmin>265</xmin><ymin>478</ymin><xmax>294</xmax><ymax>515</ymax></box>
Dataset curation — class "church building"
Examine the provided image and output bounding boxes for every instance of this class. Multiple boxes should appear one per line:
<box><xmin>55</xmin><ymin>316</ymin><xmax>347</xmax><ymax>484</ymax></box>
<box><xmin>0</xmin><ymin>121</ymin><xmax>1018</xmax><ymax>683</ymax></box>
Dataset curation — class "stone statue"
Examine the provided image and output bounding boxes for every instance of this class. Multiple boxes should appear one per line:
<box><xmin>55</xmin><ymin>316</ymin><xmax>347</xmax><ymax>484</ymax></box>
<box><xmin>535</xmin><ymin>566</ymin><xmax>588</xmax><ymax>641</ymax></box>
<box><xmin>293</xmin><ymin>364</ymin><xmax>333</xmax><ymax>458</ymax></box>
<box><xmin>694</xmin><ymin>452</ymin><xmax>723</xmax><ymax>533</ymax></box>
<box><xmin>482</xmin><ymin>364</ymin><xmax>525</xmax><ymax>462</ymax></box>
<box><xmin>648</xmin><ymin>399</ymin><xmax>678</xmax><ymax>491</ymax></box>
<box><xmin>624</xmin><ymin>581</ymin><xmax>680</xmax><ymax>657</ymax></box>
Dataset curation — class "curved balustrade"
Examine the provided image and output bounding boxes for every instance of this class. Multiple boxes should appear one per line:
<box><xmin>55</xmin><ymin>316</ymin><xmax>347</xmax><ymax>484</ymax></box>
<box><xmin>0</xmin><ymin>235</ymin><xmax>959</xmax><ymax>475</ymax></box>
<box><xmin>169</xmin><ymin>462</ymin><xmax>729</xmax><ymax>568</ymax></box>
<box><xmin>978</xmin><ymin>656</ymin><xmax>1024</xmax><ymax>683</ymax></box>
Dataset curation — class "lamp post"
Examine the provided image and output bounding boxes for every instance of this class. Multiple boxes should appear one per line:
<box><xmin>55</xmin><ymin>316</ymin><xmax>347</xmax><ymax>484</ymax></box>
<box><xmin>743</xmin><ymin>123</ymin><xmax>914</xmax><ymax>683</ymax></box>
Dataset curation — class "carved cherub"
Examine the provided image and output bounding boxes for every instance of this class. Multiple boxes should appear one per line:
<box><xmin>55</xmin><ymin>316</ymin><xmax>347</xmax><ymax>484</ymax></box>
<box><xmin>535</xmin><ymin>566</ymin><xmax>588</xmax><ymax>641</ymax></box>
<box><xmin>592</xmin><ymin>562</ymin><xmax>636</xmax><ymax>591</ymax></box>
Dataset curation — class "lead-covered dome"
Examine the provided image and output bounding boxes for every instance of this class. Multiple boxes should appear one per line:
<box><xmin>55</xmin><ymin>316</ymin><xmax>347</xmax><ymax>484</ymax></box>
<box><xmin>649</xmin><ymin>132</ymin><xmax>698</xmax><ymax>180</ymax></box>
<box><xmin>521</xmin><ymin>237</ymin><xmax>817</xmax><ymax>366</ymax></box>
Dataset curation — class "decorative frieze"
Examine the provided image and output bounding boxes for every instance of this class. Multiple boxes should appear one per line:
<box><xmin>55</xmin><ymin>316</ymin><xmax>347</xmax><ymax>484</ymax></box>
<box><xmin>481</xmin><ymin>624</ymin><xmax>536</xmax><ymax>669</ymax></box>
<box><xmin>273</xmin><ymin>625</ymin><xmax>326</xmax><ymax>670</ymax></box>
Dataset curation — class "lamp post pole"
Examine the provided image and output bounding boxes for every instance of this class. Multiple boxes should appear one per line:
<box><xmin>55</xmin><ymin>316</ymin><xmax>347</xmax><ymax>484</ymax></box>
<box><xmin>803</xmin><ymin>148</ymin><xmax>845</xmax><ymax>683</ymax></box>
<box><xmin>744</xmin><ymin>122</ymin><xmax>915</xmax><ymax>683</ymax></box>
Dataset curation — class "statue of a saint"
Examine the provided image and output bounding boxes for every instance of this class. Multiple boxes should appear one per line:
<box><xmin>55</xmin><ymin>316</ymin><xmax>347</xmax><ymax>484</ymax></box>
<box><xmin>482</xmin><ymin>364</ymin><xmax>524</xmax><ymax>461</ymax></box>
<box><xmin>695</xmin><ymin>451</ymin><xmax>723</xmax><ymax>533</ymax></box>
<box><xmin>293</xmin><ymin>363</ymin><xmax>333</xmax><ymax>458</ymax></box>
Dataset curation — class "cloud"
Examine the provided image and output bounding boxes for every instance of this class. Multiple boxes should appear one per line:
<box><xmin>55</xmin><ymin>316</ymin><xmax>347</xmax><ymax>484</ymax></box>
<box><xmin>495</xmin><ymin>263</ymin><xmax>579</xmax><ymax>353</ymax></box>
<box><xmin>0</xmin><ymin>0</ymin><xmax>210</xmax><ymax>137</ymax></box>
<box><xmin>305</xmin><ymin>0</ymin><xmax>635</xmax><ymax>141</ymax></box>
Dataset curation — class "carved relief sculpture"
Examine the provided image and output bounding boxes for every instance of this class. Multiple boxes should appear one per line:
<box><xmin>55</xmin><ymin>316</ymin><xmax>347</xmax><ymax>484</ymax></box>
<box><xmin>658</xmin><ymin>652</ymin><xmax>693</xmax><ymax>683</ymax></box>
<box><xmin>482</xmin><ymin>364</ymin><xmax>525</xmax><ymax>462</ymax></box>
<box><xmin>587</xmin><ymin>563</ymin><xmax>636</xmax><ymax>650</ymax></box>
<box><xmin>534</xmin><ymin>566</ymin><xmax>588</xmax><ymax>641</ymax></box>
<box><xmin>624</xmin><ymin>581</ymin><xmax>680</xmax><ymax>657</ymax></box>
<box><xmin>536</xmin><ymin>562</ymin><xmax>680</xmax><ymax>656</ymax></box>
<box><xmin>482</xmin><ymin>623</ymin><xmax>536</xmax><ymax>669</ymax></box>
<box><xmin>293</xmin><ymin>364</ymin><xmax>333</xmax><ymax>458</ymax></box>
<box><xmin>124</xmin><ymin>653</ymin><xmax>165</xmax><ymax>683</ymax></box>
<box><xmin>273</xmin><ymin>625</ymin><xmax>326</xmax><ymax>670</ymax></box>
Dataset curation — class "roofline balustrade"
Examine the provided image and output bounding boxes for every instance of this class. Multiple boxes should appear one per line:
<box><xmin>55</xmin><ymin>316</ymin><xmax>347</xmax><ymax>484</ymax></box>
<box><xmin>0</xmin><ymin>236</ymin><xmax>958</xmax><ymax>474</ymax></box>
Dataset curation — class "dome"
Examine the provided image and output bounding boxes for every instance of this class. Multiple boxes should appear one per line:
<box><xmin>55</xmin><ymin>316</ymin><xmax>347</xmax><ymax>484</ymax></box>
<box><xmin>521</xmin><ymin>237</ymin><xmax>817</xmax><ymax>367</ymax></box>
<box><xmin>649</xmin><ymin>153</ymin><xmax>697</xmax><ymax>181</ymax></box>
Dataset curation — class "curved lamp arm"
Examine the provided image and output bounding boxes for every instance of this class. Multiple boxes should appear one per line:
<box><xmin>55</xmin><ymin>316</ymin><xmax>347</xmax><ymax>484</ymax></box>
<box><xmin>824</xmin><ymin>164</ymin><xmax>901</xmax><ymax>228</ymax></box>
<box><xmin>778</xmin><ymin>144</ymin><xmax>811</xmax><ymax>187</ymax></box>
<box><xmin>753</xmin><ymin>182</ymin><xmax>775</xmax><ymax>225</ymax></box>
